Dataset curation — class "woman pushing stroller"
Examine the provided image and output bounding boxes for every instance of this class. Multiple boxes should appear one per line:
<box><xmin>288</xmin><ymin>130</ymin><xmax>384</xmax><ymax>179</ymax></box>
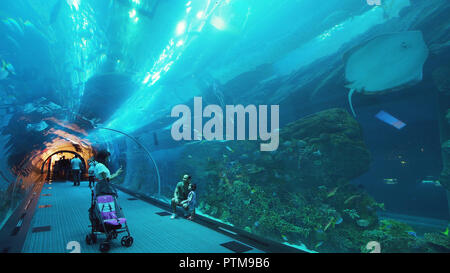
<box><xmin>86</xmin><ymin>150</ymin><xmax>132</xmax><ymax>252</ymax></box>
<box><xmin>93</xmin><ymin>150</ymin><xmax>123</xmax><ymax>196</ymax></box>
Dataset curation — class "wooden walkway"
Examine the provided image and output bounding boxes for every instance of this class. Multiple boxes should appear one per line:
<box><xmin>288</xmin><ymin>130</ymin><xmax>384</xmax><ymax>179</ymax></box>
<box><xmin>22</xmin><ymin>181</ymin><xmax>263</xmax><ymax>253</ymax></box>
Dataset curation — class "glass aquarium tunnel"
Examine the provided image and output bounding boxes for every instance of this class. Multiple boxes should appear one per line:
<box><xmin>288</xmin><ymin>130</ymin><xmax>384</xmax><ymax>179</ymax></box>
<box><xmin>0</xmin><ymin>0</ymin><xmax>449</xmax><ymax>253</ymax></box>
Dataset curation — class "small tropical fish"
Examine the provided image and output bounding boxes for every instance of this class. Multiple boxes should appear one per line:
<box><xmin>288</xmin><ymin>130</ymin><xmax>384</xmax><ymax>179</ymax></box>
<box><xmin>187</xmin><ymin>155</ymin><xmax>192</xmax><ymax>158</ymax></box>
<box><xmin>335</xmin><ymin>217</ymin><xmax>343</xmax><ymax>225</ymax></box>
<box><xmin>407</xmin><ymin>231</ymin><xmax>417</xmax><ymax>237</ymax></box>
<box><xmin>225</xmin><ymin>146</ymin><xmax>234</xmax><ymax>152</ymax></box>
<box><xmin>421</xmin><ymin>179</ymin><xmax>441</xmax><ymax>187</ymax></box>
<box><xmin>324</xmin><ymin>217</ymin><xmax>335</xmax><ymax>231</ymax></box>
<box><xmin>313</xmin><ymin>150</ymin><xmax>322</xmax><ymax>156</ymax></box>
<box><xmin>281</xmin><ymin>235</ymin><xmax>288</xmax><ymax>241</ymax></box>
<box><xmin>315</xmin><ymin>241</ymin><xmax>324</xmax><ymax>248</ymax></box>
<box><xmin>327</xmin><ymin>187</ymin><xmax>339</xmax><ymax>198</ymax></box>
<box><xmin>383</xmin><ymin>178</ymin><xmax>398</xmax><ymax>185</ymax></box>
<box><xmin>344</xmin><ymin>194</ymin><xmax>361</xmax><ymax>204</ymax></box>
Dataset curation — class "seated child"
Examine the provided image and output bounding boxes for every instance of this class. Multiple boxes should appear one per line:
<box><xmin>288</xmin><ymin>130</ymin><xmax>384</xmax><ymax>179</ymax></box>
<box><xmin>181</xmin><ymin>183</ymin><xmax>196</xmax><ymax>220</ymax></box>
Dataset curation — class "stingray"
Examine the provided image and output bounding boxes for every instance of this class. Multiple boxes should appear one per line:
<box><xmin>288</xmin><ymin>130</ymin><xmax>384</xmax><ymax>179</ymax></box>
<box><xmin>344</xmin><ymin>30</ymin><xmax>429</xmax><ymax>117</ymax></box>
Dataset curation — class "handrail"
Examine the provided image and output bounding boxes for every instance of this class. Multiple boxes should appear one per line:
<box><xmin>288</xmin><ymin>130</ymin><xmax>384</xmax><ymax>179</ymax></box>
<box><xmin>115</xmin><ymin>185</ymin><xmax>308</xmax><ymax>253</ymax></box>
<box><xmin>95</xmin><ymin>127</ymin><xmax>161</xmax><ymax>197</ymax></box>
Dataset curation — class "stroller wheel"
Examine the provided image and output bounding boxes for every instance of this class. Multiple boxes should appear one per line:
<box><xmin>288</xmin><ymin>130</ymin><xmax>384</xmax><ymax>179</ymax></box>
<box><xmin>86</xmin><ymin>235</ymin><xmax>92</xmax><ymax>245</ymax></box>
<box><xmin>121</xmin><ymin>236</ymin><xmax>134</xmax><ymax>247</ymax></box>
<box><xmin>86</xmin><ymin>233</ymin><xmax>97</xmax><ymax>245</ymax></box>
<box><xmin>100</xmin><ymin>242</ymin><xmax>110</xmax><ymax>253</ymax></box>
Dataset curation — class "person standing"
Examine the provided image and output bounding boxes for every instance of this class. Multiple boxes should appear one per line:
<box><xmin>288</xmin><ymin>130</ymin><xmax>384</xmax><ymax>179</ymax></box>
<box><xmin>70</xmin><ymin>156</ymin><xmax>83</xmax><ymax>186</ymax></box>
<box><xmin>88</xmin><ymin>158</ymin><xmax>96</xmax><ymax>188</ymax></box>
<box><xmin>93</xmin><ymin>150</ymin><xmax>123</xmax><ymax>196</ymax></box>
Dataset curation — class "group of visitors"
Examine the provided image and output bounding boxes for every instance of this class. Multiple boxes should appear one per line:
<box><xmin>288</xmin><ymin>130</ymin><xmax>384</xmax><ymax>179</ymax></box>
<box><xmin>82</xmin><ymin>149</ymin><xmax>197</xmax><ymax>220</ymax></box>
<box><xmin>52</xmin><ymin>156</ymin><xmax>71</xmax><ymax>180</ymax></box>
<box><xmin>70</xmin><ymin>151</ymin><xmax>123</xmax><ymax>190</ymax></box>
<box><xmin>170</xmin><ymin>174</ymin><xmax>197</xmax><ymax>220</ymax></box>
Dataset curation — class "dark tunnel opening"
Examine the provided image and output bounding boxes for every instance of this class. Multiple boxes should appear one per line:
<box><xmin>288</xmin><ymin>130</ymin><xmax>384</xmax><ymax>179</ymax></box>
<box><xmin>40</xmin><ymin>150</ymin><xmax>87</xmax><ymax>182</ymax></box>
<box><xmin>0</xmin><ymin>0</ymin><xmax>449</xmax><ymax>255</ymax></box>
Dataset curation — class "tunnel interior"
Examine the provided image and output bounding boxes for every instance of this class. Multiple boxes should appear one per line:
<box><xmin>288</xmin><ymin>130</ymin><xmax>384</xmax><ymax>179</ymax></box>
<box><xmin>0</xmin><ymin>0</ymin><xmax>450</xmax><ymax>253</ymax></box>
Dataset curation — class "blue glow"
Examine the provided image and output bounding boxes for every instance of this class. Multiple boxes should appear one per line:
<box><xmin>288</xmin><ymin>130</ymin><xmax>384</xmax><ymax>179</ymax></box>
<box><xmin>129</xmin><ymin>9</ymin><xmax>136</xmax><ymax>18</ymax></box>
<box><xmin>196</xmin><ymin>11</ymin><xmax>204</xmax><ymax>19</ymax></box>
<box><xmin>211</xmin><ymin>16</ymin><xmax>226</xmax><ymax>30</ymax></box>
<box><xmin>106</xmin><ymin>0</ymin><xmax>231</xmax><ymax>133</ymax></box>
<box><xmin>142</xmin><ymin>73</ymin><xmax>151</xmax><ymax>84</ymax></box>
<box><xmin>176</xmin><ymin>20</ymin><xmax>187</xmax><ymax>36</ymax></box>
<box><xmin>69</xmin><ymin>0</ymin><xmax>81</xmax><ymax>11</ymax></box>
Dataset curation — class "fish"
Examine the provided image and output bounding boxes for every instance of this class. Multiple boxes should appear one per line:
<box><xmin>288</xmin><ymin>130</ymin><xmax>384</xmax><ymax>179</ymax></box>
<box><xmin>315</xmin><ymin>241</ymin><xmax>324</xmax><ymax>248</ymax></box>
<box><xmin>344</xmin><ymin>31</ymin><xmax>429</xmax><ymax>117</ymax></box>
<box><xmin>327</xmin><ymin>186</ymin><xmax>339</xmax><ymax>198</ymax></box>
<box><xmin>225</xmin><ymin>146</ymin><xmax>234</xmax><ymax>152</ymax></box>
<box><xmin>421</xmin><ymin>179</ymin><xmax>441</xmax><ymax>187</ymax></box>
<box><xmin>324</xmin><ymin>217</ymin><xmax>335</xmax><ymax>231</ymax></box>
<box><xmin>5</xmin><ymin>63</ymin><xmax>15</xmax><ymax>75</ymax></box>
<box><xmin>383</xmin><ymin>178</ymin><xmax>398</xmax><ymax>185</ymax></box>
<box><xmin>344</xmin><ymin>194</ymin><xmax>361</xmax><ymax>204</ymax></box>
<box><xmin>3</xmin><ymin>18</ymin><xmax>24</xmax><ymax>36</ymax></box>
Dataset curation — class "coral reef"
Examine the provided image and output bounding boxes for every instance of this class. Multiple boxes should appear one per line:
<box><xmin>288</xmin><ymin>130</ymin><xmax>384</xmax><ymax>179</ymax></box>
<box><xmin>423</xmin><ymin>232</ymin><xmax>450</xmax><ymax>252</ymax></box>
<box><xmin>439</xmin><ymin>140</ymin><xmax>450</xmax><ymax>191</ymax></box>
<box><xmin>172</xmin><ymin>108</ymin><xmax>438</xmax><ymax>252</ymax></box>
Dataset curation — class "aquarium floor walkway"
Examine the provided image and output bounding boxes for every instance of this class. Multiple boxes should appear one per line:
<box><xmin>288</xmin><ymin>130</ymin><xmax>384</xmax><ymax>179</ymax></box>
<box><xmin>21</xmin><ymin>181</ymin><xmax>263</xmax><ymax>253</ymax></box>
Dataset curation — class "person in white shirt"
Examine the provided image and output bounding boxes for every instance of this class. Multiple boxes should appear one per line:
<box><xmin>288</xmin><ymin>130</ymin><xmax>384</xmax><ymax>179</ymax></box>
<box><xmin>70</xmin><ymin>156</ymin><xmax>83</xmax><ymax>186</ymax></box>
<box><xmin>93</xmin><ymin>150</ymin><xmax>123</xmax><ymax>197</ymax></box>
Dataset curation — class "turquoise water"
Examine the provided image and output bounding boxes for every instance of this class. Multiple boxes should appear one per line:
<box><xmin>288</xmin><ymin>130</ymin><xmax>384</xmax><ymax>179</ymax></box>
<box><xmin>0</xmin><ymin>0</ymin><xmax>449</xmax><ymax>252</ymax></box>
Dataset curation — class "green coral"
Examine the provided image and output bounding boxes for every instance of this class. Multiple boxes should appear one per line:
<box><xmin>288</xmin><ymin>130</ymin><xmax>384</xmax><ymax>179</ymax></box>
<box><xmin>169</xmin><ymin>108</ymin><xmax>444</xmax><ymax>252</ymax></box>
<box><xmin>424</xmin><ymin>232</ymin><xmax>450</xmax><ymax>251</ymax></box>
<box><xmin>343</xmin><ymin>209</ymin><xmax>360</xmax><ymax>220</ymax></box>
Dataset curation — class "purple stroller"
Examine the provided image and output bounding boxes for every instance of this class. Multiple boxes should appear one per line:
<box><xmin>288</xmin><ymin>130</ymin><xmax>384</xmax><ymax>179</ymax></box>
<box><xmin>86</xmin><ymin>190</ymin><xmax>133</xmax><ymax>252</ymax></box>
